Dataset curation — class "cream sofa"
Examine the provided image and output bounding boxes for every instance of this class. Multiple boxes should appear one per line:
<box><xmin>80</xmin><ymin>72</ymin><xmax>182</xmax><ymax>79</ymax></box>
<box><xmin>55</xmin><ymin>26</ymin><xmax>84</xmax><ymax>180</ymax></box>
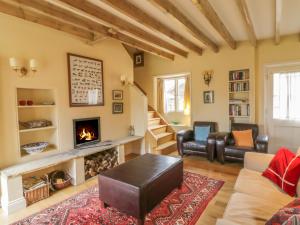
<box><xmin>216</xmin><ymin>152</ymin><xmax>298</xmax><ymax>225</ymax></box>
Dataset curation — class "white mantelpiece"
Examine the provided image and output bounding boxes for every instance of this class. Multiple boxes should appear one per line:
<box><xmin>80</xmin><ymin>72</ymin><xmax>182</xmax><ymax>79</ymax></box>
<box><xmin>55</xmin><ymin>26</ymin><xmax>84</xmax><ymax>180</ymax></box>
<box><xmin>1</xmin><ymin>136</ymin><xmax>144</xmax><ymax>214</ymax></box>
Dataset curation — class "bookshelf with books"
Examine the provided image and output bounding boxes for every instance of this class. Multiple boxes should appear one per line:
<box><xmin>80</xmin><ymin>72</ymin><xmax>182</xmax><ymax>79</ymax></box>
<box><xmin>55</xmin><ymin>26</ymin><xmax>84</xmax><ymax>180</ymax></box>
<box><xmin>229</xmin><ymin>69</ymin><xmax>251</xmax><ymax>123</ymax></box>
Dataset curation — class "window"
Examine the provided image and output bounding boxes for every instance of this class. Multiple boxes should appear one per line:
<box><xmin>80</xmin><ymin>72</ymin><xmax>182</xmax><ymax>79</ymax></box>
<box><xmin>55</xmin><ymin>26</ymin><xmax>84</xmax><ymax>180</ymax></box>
<box><xmin>273</xmin><ymin>71</ymin><xmax>300</xmax><ymax>120</ymax></box>
<box><xmin>164</xmin><ymin>77</ymin><xmax>186</xmax><ymax>113</ymax></box>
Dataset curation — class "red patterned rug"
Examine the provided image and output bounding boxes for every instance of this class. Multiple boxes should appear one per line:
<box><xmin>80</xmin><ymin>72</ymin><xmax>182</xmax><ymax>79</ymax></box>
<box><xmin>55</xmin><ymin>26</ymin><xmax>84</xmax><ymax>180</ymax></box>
<box><xmin>12</xmin><ymin>172</ymin><xmax>224</xmax><ymax>225</ymax></box>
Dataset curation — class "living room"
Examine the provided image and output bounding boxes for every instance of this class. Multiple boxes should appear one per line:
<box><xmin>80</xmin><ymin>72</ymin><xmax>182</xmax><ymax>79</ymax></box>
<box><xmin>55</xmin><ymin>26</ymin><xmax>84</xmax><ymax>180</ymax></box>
<box><xmin>1</xmin><ymin>0</ymin><xmax>300</xmax><ymax>225</ymax></box>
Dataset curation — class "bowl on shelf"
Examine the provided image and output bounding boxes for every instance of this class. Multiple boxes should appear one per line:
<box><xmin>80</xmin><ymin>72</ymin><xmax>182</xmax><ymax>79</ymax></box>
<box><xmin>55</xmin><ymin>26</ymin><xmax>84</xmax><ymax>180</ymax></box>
<box><xmin>21</xmin><ymin>142</ymin><xmax>49</xmax><ymax>155</ymax></box>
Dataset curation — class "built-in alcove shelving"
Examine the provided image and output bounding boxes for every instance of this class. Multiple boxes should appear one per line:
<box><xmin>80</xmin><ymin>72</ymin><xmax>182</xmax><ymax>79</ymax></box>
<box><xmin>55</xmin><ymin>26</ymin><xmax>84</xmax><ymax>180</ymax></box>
<box><xmin>16</xmin><ymin>88</ymin><xmax>59</xmax><ymax>159</ymax></box>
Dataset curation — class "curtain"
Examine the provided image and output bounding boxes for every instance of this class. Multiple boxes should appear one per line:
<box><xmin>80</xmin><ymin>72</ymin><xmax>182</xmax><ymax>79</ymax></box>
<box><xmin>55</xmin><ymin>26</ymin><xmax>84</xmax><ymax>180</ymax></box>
<box><xmin>183</xmin><ymin>76</ymin><xmax>191</xmax><ymax>115</ymax></box>
<box><xmin>157</xmin><ymin>78</ymin><xmax>165</xmax><ymax>114</ymax></box>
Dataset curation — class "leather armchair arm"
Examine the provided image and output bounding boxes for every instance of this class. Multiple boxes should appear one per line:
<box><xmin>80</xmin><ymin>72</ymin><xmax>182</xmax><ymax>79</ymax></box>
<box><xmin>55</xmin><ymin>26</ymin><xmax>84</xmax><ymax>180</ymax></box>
<box><xmin>207</xmin><ymin>132</ymin><xmax>218</xmax><ymax>161</ymax></box>
<box><xmin>255</xmin><ymin>134</ymin><xmax>269</xmax><ymax>153</ymax></box>
<box><xmin>215</xmin><ymin>132</ymin><xmax>230</xmax><ymax>164</ymax></box>
<box><xmin>176</xmin><ymin>130</ymin><xmax>194</xmax><ymax>156</ymax></box>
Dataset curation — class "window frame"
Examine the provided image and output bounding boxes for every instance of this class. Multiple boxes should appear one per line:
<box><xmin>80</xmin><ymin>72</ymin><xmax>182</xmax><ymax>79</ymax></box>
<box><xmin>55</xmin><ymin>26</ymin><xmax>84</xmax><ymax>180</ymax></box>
<box><xmin>163</xmin><ymin>76</ymin><xmax>186</xmax><ymax>113</ymax></box>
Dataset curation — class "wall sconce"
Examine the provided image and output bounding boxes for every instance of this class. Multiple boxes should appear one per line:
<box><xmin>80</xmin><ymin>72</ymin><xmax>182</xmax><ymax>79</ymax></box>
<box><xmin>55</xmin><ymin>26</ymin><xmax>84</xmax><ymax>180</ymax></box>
<box><xmin>9</xmin><ymin>57</ymin><xmax>38</xmax><ymax>77</ymax></box>
<box><xmin>120</xmin><ymin>75</ymin><xmax>129</xmax><ymax>86</ymax></box>
<box><xmin>203</xmin><ymin>70</ymin><xmax>213</xmax><ymax>86</ymax></box>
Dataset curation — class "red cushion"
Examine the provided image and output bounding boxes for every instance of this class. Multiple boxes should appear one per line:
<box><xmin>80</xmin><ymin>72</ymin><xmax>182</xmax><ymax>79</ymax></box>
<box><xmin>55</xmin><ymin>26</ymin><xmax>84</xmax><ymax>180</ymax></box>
<box><xmin>262</xmin><ymin>147</ymin><xmax>300</xmax><ymax>197</ymax></box>
<box><xmin>266</xmin><ymin>198</ymin><xmax>300</xmax><ymax>225</ymax></box>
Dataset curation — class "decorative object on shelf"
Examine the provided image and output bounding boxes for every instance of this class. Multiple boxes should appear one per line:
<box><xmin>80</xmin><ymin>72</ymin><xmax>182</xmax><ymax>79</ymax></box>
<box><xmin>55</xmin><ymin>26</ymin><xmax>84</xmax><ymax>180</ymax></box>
<box><xmin>134</xmin><ymin>52</ymin><xmax>144</xmax><ymax>67</ymax></box>
<box><xmin>112</xmin><ymin>102</ymin><xmax>123</xmax><ymax>114</ymax></box>
<box><xmin>9</xmin><ymin>57</ymin><xmax>38</xmax><ymax>77</ymax></box>
<box><xmin>41</xmin><ymin>101</ymin><xmax>55</xmax><ymax>105</ymax></box>
<box><xmin>84</xmin><ymin>149</ymin><xmax>118</xmax><ymax>180</ymax></box>
<box><xmin>112</xmin><ymin>90</ymin><xmax>123</xmax><ymax>100</ymax></box>
<box><xmin>49</xmin><ymin>170</ymin><xmax>72</xmax><ymax>191</ymax></box>
<box><xmin>21</xmin><ymin>142</ymin><xmax>49</xmax><ymax>155</ymax></box>
<box><xmin>203</xmin><ymin>70</ymin><xmax>213</xmax><ymax>86</ymax></box>
<box><xmin>129</xmin><ymin>125</ymin><xmax>135</xmax><ymax>136</ymax></box>
<box><xmin>67</xmin><ymin>53</ymin><xmax>104</xmax><ymax>107</ymax></box>
<box><xmin>26</xmin><ymin>100</ymin><xmax>33</xmax><ymax>106</ymax></box>
<box><xmin>203</xmin><ymin>91</ymin><xmax>214</xmax><ymax>104</ymax></box>
<box><xmin>19</xmin><ymin>120</ymin><xmax>52</xmax><ymax>129</ymax></box>
<box><xmin>19</xmin><ymin>100</ymin><xmax>26</xmax><ymax>106</ymax></box>
<box><xmin>23</xmin><ymin>175</ymin><xmax>50</xmax><ymax>205</ymax></box>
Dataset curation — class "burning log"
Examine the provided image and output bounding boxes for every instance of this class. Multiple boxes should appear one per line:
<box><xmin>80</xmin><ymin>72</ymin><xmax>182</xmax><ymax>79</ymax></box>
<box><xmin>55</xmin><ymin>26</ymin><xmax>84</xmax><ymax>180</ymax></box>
<box><xmin>84</xmin><ymin>149</ymin><xmax>118</xmax><ymax>179</ymax></box>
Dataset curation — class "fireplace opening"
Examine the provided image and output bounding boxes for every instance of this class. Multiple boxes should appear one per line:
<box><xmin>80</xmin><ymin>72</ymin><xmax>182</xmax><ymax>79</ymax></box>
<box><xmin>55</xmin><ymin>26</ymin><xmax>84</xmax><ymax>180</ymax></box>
<box><xmin>73</xmin><ymin>117</ymin><xmax>100</xmax><ymax>148</ymax></box>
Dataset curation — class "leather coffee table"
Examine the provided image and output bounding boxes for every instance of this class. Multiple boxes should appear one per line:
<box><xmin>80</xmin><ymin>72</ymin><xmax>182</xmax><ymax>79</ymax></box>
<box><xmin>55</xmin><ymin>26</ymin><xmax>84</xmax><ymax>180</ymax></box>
<box><xmin>98</xmin><ymin>153</ymin><xmax>183</xmax><ymax>225</ymax></box>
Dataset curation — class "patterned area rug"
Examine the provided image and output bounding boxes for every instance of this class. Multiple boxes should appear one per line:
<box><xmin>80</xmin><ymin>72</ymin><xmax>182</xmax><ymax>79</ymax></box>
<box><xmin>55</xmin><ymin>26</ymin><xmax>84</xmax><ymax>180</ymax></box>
<box><xmin>12</xmin><ymin>171</ymin><xmax>224</xmax><ymax>225</ymax></box>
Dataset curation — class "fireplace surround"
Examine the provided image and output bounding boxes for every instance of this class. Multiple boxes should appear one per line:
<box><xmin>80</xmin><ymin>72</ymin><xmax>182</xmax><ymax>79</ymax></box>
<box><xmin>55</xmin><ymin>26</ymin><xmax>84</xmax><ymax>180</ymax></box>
<box><xmin>73</xmin><ymin>117</ymin><xmax>100</xmax><ymax>148</ymax></box>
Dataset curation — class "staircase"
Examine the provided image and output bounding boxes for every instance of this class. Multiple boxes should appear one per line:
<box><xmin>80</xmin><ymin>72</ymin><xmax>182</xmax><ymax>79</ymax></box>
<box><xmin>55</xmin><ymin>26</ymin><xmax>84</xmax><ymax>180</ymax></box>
<box><xmin>147</xmin><ymin>106</ymin><xmax>177</xmax><ymax>155</ymax></box>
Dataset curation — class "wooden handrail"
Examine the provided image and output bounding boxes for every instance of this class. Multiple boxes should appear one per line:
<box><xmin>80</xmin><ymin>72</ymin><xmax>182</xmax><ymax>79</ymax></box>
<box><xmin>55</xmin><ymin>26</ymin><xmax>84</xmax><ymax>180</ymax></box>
<box><xmin>133</xmin><ymin>81</ymin><xmax>147</xmax><ymax>96</ymax></box>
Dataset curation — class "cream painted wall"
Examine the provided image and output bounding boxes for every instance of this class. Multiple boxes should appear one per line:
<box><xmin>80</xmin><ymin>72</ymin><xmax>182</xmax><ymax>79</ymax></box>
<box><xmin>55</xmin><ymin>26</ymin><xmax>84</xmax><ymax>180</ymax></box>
<box><xmin>135</xmin><ymin>42</ymin><xmax>256</xmax><ymax>132</ymax></box>
<box><xmin>135</xmin><ymin>34</ymin><xmax>300</xmax><ymax>134</ymax></box>
<box><xmin>0</xmin><ymin>14</ymin><xmax>133</xmax><ymax>168</ymax></box>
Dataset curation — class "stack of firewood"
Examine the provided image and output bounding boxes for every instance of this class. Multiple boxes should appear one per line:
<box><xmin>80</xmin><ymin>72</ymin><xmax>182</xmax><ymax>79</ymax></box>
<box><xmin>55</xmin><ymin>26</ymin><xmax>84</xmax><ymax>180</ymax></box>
<box><xmin>84</xmin><ymin>149</ymin><xmax>118</xmax><ymax>179</ymax></box>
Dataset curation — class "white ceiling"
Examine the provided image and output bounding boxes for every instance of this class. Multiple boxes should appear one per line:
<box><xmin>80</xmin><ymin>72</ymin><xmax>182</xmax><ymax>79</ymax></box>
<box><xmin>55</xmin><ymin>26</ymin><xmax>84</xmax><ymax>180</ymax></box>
<box><xmin>48</xmin><ymin>0</ymin><xmax>300</xmax><ymax>51</ymax></box>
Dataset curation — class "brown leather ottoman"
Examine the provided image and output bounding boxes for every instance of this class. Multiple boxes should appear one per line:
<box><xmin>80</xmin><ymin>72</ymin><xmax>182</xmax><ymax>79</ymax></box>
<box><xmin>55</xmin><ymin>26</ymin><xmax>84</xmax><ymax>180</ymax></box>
<box><xmin>98</xmin><ymin>153</ymin><xmax>183</xmax><ymax>225</ymax></box>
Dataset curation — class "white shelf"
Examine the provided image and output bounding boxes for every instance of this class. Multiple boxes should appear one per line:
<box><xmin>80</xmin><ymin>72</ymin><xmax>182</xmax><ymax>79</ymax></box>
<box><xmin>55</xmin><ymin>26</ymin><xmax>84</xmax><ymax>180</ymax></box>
<box><xmin>19</xmin><ymin>126</ymin><xmax>56</xmax><ymax>133</ymax></box>
<box><xmin>17</xmin><ymin>105</ymin><xmax>55</xmax><ymax>108</ymax></box>
<box><xmin>228</xmin><ymin>79</ymin><xmax>249</xmax><ymax>83</ymax></box>
<box><xmin>229</xmin><ymin>91</ymin><xmax>249</xmax><ymax>94</ymax></box>
<box><xmin>229</xmin><ymin>115</ymin><xmax>249</xmax><ymax>118</ymax></box>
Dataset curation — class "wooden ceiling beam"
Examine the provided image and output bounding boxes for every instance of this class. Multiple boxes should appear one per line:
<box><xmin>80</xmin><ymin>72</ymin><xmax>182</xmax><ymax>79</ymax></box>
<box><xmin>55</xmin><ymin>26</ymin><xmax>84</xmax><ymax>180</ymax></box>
<box><xmin>9</xmin><ymin>0</ymin><xmax>175</xmax><ymax>60</ymax></box>
<box><xmin>59</xmin><ymin>0</ymin><xmax>188</xmax><ymax>58</ymax></box>
<box><xmin>0</xmin><ymin>1</ymin><xmax>94</xmax><ymax>41</ymax></box>
<box><xmin>99</xmin><ymin>0</ymin><xmax>203</xmax><ymax>55</ymax></box>
<box><xmin>236</xmin><ymin>0</ymin><xmax>257</xmax><ymax>47</ymax></box>
<box><xmin>192</xmin><ymin>0</ymin><xmax>236</xmax><ymax>49</ymax></box>
<box><xmin>149</xmin><ymin>0</ymin><xmax>218</xmax><ymax>52</ymax></box>
<box><xmin>275</xmin><ymin>0</ymin><xmax>282</xmax><ymax>45</ymax></box>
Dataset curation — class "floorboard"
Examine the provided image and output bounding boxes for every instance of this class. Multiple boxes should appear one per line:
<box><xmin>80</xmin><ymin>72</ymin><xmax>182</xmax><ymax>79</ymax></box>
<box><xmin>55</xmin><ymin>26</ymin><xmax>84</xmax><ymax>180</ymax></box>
<box><xmin>0</xmin><ymin>153</ymin><xmax>242</xmax><ymax>225</ymax></box>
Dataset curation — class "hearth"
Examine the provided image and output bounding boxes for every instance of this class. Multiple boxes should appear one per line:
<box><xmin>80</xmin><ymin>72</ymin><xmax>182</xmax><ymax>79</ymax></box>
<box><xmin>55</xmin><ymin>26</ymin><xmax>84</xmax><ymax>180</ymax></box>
<box><xmin>73</xmin><ymin>117</ymin><xmax>100</xmax><ymax>148</ymax></box>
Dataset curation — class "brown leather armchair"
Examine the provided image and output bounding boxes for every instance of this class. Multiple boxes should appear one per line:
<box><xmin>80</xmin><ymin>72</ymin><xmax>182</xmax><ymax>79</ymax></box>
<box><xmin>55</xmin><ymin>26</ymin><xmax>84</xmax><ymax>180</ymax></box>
<box><xmin>216</xmin><ymin>123</ymin><xmax>269</xmax><ymax>164</ymax></box>
<box><xmin>176</xmin><ymin>122</ymin><xmax>217</xmax><ymax>161</ymax></box>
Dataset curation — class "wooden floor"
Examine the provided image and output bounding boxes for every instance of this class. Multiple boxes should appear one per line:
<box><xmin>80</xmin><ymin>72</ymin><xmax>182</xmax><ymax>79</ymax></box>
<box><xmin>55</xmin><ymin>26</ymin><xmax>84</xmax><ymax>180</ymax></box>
<box><xmin>0</xmin><ymin>153</ymin><xmax>242</xmax><ymax>225</ymax></box>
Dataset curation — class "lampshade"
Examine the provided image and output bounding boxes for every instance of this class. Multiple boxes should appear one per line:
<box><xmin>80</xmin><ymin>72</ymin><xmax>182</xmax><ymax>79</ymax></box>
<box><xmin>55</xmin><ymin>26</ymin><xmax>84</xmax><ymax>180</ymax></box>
<box><xmin>29</xmin><ymin>59</ymin><xmax>38</xmax><ymax>71</ymax></box>
<box><xmin>9</xmin><ymin>57</ymin><xmax>21</xmax><ymax>69</ymax></box>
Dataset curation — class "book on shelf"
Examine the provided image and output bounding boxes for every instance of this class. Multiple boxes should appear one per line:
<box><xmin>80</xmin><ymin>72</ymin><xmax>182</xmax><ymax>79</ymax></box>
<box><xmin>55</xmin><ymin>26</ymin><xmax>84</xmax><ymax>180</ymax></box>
<box><xmin>229</xmin><ymin>70</ymin><xmax>249</xmax><ymax>81</ymax></box>
<box><xmin>229</xmin><ymin>82</ymin><xmax>249</xmax><ymax>92</ymax></box>
<box><xmin>229</xmin><ymin>104</ymin><xmax>250</xmax><ymax>117</ymax></box>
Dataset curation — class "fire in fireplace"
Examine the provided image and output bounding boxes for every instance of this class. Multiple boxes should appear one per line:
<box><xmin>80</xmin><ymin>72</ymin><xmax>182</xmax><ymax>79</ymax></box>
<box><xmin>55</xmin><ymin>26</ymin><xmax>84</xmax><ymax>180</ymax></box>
<box><xmin>73</xmin><ymin>117</ymin><xmax>100</xmax><ymax>148</ymax></box>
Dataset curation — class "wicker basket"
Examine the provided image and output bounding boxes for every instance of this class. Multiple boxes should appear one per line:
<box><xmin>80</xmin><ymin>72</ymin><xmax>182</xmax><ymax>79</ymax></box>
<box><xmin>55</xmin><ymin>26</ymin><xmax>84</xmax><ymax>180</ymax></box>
<box><xmin>53</xmin><ymin>176</ymin><xmax>72</xmax><ymax>190</ymax></box>
<box><xmin>24</xmin><ymin>183</ymin><xmax>50</xmax><ymax>206</ymax></box>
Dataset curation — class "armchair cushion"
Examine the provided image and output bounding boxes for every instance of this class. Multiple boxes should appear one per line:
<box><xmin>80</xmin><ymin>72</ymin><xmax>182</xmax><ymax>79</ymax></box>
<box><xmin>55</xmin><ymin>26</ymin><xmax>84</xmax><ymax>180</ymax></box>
<box><xmin>232</xmin><ymin>129</ymin><xmax>254</xmax><ymax>147</ymax></box>
<box><xmin>183</xmin><ymin>141</ymin><xmax>207</xmax><ymax>151</ymax></box>
<box><xmin>194</xmin><ymin>126</ymin><xmax>210</xmax><ymax>142</ymax></box>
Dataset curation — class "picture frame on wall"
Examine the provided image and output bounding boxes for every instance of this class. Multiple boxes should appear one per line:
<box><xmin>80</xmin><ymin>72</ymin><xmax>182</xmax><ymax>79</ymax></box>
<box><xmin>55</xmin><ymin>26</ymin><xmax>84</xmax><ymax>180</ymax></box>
<box><xmin>203</xmin><ymin>91</ymin><xmax>214</xmax><ymax>104</ymax></box>
<box><xmin>67</xmin><ymin>53</ymin><xmax>104</xmax><ymax>107</ymax></box>
<box><xmin>112</xmin><ymin>102</ymin><xmax>123</xmax><ymax>114</ymax></box>
<box><xmin>134</xmin><ymin>52</ymin><xmax>144</xmax><ymax>67</ymax></box>
<box><xmin>112</xmin><ymin>90</ymin><xmax>123</xmax><ymax>100</ymax></box>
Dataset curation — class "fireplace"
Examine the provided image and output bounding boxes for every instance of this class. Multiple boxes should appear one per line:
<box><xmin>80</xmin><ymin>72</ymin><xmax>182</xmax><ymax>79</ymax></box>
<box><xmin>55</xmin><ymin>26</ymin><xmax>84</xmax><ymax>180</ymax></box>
<box><xmin>73</xmin><ymin>117</ymin><xmax>100</xmax><ymax>148</ymax></box>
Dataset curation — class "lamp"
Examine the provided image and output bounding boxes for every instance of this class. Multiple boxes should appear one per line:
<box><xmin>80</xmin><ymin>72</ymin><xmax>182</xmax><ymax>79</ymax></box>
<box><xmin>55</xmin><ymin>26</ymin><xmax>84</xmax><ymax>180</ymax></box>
<box><xmin>9</xmin><ymin>57</ymin><xmax>38</xmax><ymax>76</ymax></box>
<box><xmin>120</xmin><ymin>75</ymin><xmax>129</xmax><ymax>86</ymax></box>
<box><xmin>203</xmin><ymin>70</ymin><xmax>213</xmax><ymax>86</ymax></box>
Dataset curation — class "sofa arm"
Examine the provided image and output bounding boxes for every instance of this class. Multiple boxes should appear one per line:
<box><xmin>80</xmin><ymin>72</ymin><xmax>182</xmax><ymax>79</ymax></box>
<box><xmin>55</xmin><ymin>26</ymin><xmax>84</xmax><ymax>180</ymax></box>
<box><xmin>176</xmin><ymin>129</ymin><xmax>194</xmax><ymax>156</ymax></box>
<box><xmin>215</xmin><ymin>132</ymin><xmax>230</xmax><ymax>164</ymax></box>
<box><xmin>244</xmin><ymin>152</ymin><xmax>274</xmax><ymax>172</ymax></box>
<box><xmin>255</xmin><ymin>134</ymin><xmax>269</xmax><ymax>153</ymax></box>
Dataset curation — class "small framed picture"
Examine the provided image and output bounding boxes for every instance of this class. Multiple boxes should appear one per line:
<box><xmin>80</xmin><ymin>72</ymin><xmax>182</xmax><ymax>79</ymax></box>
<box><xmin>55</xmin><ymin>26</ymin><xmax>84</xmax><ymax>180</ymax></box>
<box><xmin>112</xmin><ymin>90</ymin><xmax>123</xmax><ymax>100</ymax></box>
<box><xmin>134</xmin><ymin>52</ymin><xmax>144</xmax><ymax>67</ymax></box>
<box><xmin>203</xmin><ymin>91</ymin><xmax>214</xmax><ymax>104</ymax></box>
<box><xmin>112</xmin><ymin>102</ymin><xmax>123</xmax><ymax>114</ymax></box>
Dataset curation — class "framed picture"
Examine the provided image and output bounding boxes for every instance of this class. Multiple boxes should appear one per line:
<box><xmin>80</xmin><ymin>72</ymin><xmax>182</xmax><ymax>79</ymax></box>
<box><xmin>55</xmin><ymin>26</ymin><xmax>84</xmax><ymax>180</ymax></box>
<box><xmin>112</xmin><ymin>102</ymin><xmax>123</xmax><ymax>114</ymax></box>
<box><xmin>67</xmin><ymin>53</ymin><xmax>104</xmax><ymax>107</ymax></box>
<box><xmin>203</xmin><ymin>91</ymin><xmax>214</xmax><ymax>104</ymax></box>
<box><xmin>112</xmin><ymin>90</ymin><xmax>123</xmax><ymax>100</ymax></box>
<box><xmin>134</xmin><ymin>52</ymin><xmax>144</xmax><ymax>67</ymax></box>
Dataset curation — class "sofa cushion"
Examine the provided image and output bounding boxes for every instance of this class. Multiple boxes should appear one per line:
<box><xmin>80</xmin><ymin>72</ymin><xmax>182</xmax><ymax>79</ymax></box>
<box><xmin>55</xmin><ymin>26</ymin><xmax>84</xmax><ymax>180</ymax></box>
<box><xmin>235</xmin><ymin>168</ymin><xmax>294</xmax><ymax>206</ymax></box>
<box><xmin>194</xmin><ymin>126</ymin><xmax>210</xmax><ymax>142</ymax></box>
<box><xmin>223</xmin><ymin>193</ymin><xmax>283</xmax><ymax>225</ymax></box>
<box><xmin>225</xmin><ymin>145</ymin><xmax>255</xmax><ymax>158</ymax></box>
<box><xmin>262</xmin><ymin>147</ymin><xmax>300</xmax><ymax>197</ymax></box>
<box><xmin>266</xmin><ymin>198</ymin><xmax>300</xmax><ymax>225</ymax></box>
<box><xmin>183</xmin><ymin>141</ymin><xmax>206</xmax><ymax>151</ymax></box>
